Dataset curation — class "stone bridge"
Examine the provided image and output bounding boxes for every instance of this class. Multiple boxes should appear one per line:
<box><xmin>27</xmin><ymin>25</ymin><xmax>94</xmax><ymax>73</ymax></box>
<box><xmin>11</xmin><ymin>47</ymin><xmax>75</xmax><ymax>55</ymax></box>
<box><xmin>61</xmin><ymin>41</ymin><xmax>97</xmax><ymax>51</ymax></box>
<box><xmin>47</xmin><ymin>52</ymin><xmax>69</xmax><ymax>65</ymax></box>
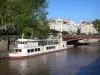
<box><xmin>63</xmin><ymin>35</ymin><xmax>100</xmax><ymax>41</ymax></box>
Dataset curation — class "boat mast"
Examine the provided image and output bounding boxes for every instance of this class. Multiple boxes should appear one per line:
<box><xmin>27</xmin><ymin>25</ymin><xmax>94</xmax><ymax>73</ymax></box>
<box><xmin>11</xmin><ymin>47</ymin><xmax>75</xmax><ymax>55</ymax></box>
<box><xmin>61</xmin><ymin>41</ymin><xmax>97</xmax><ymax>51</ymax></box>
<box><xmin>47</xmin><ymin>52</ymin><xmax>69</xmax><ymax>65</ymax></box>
<box><xmin>22</xmin><ymin>33</ymin><xmax>24</xmax><ymax>39</ymax></box>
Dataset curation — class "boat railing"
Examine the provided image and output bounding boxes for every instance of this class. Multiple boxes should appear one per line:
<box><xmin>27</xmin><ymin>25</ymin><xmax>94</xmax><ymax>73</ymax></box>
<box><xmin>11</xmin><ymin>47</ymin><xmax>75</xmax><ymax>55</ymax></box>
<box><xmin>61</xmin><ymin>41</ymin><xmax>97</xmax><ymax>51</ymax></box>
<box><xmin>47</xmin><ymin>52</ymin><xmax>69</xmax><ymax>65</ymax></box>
<box><xmin>13</xmin><ymin>43</ymin><xmax>38</xmax><ymax>48</ymax></box>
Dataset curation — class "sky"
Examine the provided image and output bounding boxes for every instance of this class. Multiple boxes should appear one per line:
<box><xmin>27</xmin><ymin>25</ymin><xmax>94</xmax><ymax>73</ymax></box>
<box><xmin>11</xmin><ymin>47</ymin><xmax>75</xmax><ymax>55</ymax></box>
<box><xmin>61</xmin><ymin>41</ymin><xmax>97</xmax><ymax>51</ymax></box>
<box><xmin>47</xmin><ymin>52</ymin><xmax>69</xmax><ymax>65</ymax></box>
<box><xmin>47</xmin><ymin>0</ymin><xmax>100</xmax><ymax>23</ymax></box>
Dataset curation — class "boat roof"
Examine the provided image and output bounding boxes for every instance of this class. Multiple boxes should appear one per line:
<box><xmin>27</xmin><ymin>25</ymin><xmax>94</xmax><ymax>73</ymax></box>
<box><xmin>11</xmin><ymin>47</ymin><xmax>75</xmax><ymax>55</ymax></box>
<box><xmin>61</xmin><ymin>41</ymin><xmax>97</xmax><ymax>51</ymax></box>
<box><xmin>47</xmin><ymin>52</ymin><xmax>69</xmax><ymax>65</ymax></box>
<box><xmin>17</xmin><ymin>39</ymin><xmax>58</xmax><ymax>42</ymax></box>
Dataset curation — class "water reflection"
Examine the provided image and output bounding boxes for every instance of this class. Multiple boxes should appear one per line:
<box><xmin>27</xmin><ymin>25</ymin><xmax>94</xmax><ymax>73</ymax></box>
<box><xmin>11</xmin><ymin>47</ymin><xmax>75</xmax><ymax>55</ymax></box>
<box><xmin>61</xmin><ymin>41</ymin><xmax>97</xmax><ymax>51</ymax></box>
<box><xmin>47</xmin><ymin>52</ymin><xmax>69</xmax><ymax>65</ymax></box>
<box><xmin>8</xmin><ymin>51</ymin><xmax>68</xmax><ymax>75</ymax></box>
<box><xmin>9</xmin><ymin>57</ymin><xmax>50</xmax><ymax>75</ymax></box>
<box><xmin>0</xmin><ymin>59</ymin><xmax>9</xmax><ymax>75</ymax></box>
<box><xmin>0</xmin><ymin>43</ymin><xmax>100</xmax><ymax>75</ymax></box>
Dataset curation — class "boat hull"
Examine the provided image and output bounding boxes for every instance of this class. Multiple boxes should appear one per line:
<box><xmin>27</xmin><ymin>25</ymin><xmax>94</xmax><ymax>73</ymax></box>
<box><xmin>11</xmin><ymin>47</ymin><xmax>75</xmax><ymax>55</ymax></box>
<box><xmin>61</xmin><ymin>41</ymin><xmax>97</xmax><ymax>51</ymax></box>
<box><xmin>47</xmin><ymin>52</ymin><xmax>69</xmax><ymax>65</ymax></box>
<box><xmin>9</xmin><ymin>48</ymin><xmax>67</xmax><ymax>59</ymax></box>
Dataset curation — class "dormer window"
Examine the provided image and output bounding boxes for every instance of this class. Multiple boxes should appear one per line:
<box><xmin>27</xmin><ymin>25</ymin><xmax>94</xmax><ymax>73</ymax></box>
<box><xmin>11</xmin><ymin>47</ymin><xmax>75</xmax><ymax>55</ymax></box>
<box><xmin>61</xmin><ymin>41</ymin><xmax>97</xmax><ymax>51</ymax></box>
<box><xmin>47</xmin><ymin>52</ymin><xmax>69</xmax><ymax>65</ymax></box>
<box><xmin>63</xmin><ymin>21</ymin><xmax>67</xmax><ymax>24</ymax></box>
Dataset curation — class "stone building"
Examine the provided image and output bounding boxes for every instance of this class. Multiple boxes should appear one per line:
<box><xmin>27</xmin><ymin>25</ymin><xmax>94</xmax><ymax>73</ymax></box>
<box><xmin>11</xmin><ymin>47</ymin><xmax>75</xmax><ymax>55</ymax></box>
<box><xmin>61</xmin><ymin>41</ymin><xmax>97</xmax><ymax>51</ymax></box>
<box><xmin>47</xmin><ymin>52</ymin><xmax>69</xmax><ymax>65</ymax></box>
<box><xmin>49</xmin><ymin>18</ymin><xmax>78</xmax><ymax>34</ymax></box>
<box><xmin>80</xmin><ymin>20</ymin><xmax>98</xmax><ymax>34</ymax></box>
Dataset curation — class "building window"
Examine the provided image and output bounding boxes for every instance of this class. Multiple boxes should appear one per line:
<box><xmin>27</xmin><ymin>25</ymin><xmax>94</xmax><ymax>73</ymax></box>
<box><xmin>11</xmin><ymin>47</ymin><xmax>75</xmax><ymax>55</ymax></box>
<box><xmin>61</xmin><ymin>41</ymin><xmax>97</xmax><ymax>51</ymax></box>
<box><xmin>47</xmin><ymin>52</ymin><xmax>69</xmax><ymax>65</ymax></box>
<box><xmin>63</xmin><ymin>21</ymin><xmax>67</xmax><ymax>24</ymax></box>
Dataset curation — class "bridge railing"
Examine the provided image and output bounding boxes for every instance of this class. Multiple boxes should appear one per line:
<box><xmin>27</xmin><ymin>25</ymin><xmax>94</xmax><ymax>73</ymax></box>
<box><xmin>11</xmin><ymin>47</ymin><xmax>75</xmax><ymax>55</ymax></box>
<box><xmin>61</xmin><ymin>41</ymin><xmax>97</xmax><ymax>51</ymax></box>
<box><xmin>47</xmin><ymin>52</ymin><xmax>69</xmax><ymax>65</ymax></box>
<box><xmin>63</xmin><ymin>35</ymin><xmax>100</xmax><ymax>41</ymax></box>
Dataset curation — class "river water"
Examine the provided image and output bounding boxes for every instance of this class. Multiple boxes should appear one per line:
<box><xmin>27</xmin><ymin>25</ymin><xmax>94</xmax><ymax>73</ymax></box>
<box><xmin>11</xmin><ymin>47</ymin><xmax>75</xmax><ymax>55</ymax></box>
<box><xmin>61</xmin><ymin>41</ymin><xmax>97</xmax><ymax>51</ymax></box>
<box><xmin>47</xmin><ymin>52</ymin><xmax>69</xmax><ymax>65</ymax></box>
<box><xmin>0</xmin><ymin>43</ymin><xmax>100</xmax><ymax>75</ymax></box>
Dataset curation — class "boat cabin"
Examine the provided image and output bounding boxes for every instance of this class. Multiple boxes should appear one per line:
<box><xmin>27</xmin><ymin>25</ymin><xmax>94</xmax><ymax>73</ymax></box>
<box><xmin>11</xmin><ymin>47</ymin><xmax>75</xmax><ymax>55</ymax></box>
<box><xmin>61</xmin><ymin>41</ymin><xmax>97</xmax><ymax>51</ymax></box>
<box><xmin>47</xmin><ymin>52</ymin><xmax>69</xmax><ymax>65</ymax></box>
<box><xmin>15</xmin><ymin>39</ymin><xmax>59</xmax><ymax>49</ymax></box>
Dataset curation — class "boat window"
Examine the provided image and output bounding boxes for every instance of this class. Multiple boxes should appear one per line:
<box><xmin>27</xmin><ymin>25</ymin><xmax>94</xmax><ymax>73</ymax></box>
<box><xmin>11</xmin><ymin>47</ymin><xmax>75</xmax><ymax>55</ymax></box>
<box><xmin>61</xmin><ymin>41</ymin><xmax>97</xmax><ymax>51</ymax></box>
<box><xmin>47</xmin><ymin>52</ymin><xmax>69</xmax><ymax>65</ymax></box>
<box><xmin>15</xmin><ymin>49</ymin><xmax>18</xmax><ymax>52</ymax></box>
<box><xmin>51</xmin><ymin>46</ymin><xmax>54</xmax><ymax>49</ymax></box>
<box><xmin>30</xmin><ymin>41</ymin><xmax>34</xmax><ymax>43</ymax></box>
<box><xmin>19</xmin><ymin>49</ymin><xmax>22</xmax><ymax>52</ymax></box>
<box><xmin>31</xmin><ymin>49</ymin><xmax>34</xmax><ymax>52</ymax></box>
<box><xmin>15</xmin><ymin>49</ymin><xmax>21</xmax><ymax>52</ymax></box>
<box><xmin>35</xmin><ymin>48</ymin><xmax>37</xmax><ymax>52</ymax></box>
<box><xmin>38</xmin><ymin>48</ymin><xmax>40</xmax><ymax>51</ymax></box>
<box><xmin>20</xmin><ymin>42</ymin><xmax>23</xmax><ymax>44</ymax></box>
<box><xmin>49</xmin><ymin>47</ymin><xmax>51</xmax><ymax>49</ymax></box>
<box><xmin>25</xmin><ymin>42</ymin><xmax>27</xmax><ymax>44</ymax></box>
<box><xmin>27</xmin><ymin>49</ymin><xmax>30</xmax><ymax>53</ymax></box>
<box><xmin>20</xmin><ymin>42</ymin><xmax>25</xmax><ymax>44</ymax></box>
<box><xmin>46</xmin><ymin>47</ymin><xmax>48</xmax><ymax>50</ymax></box>
<box><xmin>54</xmin><ymin>46</ymin><xmax>55</xmax><ymax>49</ymax></box>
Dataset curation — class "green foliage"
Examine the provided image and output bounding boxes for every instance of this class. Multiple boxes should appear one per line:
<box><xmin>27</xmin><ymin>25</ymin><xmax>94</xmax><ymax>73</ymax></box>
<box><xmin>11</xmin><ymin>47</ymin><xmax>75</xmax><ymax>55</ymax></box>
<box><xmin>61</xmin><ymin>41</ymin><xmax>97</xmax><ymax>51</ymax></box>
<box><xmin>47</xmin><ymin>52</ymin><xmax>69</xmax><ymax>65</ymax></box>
<box><xmin>0</xmin><ymin>0</ymin><xmax>32</xmax><ymax>35</ymax></box>
<box><xmin>23</xmin><ymin>27</ymin><xmax>31</xmax><ymax>38</ymax></box>
<box><xmin>50</xmin><ymin>29</ymin><xmax>59</xmax><ymax>36</ymax></box>
<box><xmin>77</xmin><ymin>28</ymin><xmax>80</xmax><ymax>34</ymax></box>
<box><xmin>92</xmin><ymin>19</ymin><xmax>100</xmax><ymax>34</ymax></box>
<box><xmin>0</xmin><ymin>0</ymin><xmax>49</xmax><ymax>51</ymax></box>
<box><xmin>62</xmin><ymin>31</ymin><xmax>69</xmax><ymax>35</ymax></box>
<box><xmin>0</xmin><ymin>0</ymin><xmax>49</xmax><ymax>38</ymax></box>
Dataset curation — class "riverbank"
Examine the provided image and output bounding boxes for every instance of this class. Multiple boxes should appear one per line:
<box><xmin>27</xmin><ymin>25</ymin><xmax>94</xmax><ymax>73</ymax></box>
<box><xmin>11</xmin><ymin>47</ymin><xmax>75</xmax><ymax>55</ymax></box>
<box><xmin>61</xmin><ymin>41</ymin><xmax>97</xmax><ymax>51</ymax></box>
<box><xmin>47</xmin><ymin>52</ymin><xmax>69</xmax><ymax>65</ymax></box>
<box><xmin>0</xmin><ymin>51</ymin><xmax>9</xmax><ymax>59</ymax></box>
<box><xmin>0</xmin><ymin>40</ymin><xmax>14</xmax><ymax>52</ymax></box>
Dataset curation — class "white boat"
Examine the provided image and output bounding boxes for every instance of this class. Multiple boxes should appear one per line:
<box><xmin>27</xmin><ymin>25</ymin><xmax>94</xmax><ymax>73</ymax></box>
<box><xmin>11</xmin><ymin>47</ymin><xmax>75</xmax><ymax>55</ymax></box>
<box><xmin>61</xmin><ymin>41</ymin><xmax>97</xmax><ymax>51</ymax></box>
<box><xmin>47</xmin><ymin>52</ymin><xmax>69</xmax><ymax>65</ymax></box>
<box><xmin>9</xmin><ymin>33</ymin><xmax>67</xmax><ymax>59</ymax></box>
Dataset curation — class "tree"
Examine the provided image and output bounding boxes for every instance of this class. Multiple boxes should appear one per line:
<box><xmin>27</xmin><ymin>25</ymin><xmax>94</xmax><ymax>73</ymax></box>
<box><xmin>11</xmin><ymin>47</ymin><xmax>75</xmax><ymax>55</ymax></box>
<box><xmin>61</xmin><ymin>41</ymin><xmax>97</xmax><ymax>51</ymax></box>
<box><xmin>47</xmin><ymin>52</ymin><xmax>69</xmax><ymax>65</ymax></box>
<box><xmin>92</xmin><ymin>19</ymin><xmax>100</xmax><ymax>34</ymax></box>
<box><xmin>77</xmin><ymin>28</ymin><xmax>80</xmax><ymax>34</ymax></box>
<box><xmin>50</xmin><ymin>29</ymin><xmax>59</xmax><ymax>36</ymax></box>
<box><xmin>62</xmin><ymin>31</ymin><xmax>69</xmax><ymax>36</ymax></box>
<box><xmin>0</xmin><ymin>0</ymin><xmax>49</xmax><ymax>51</ymax></box>
<box><xmin>27</xmin><ymin>0</ymin><xmax>50</xmax><ymax>38</ymax></box>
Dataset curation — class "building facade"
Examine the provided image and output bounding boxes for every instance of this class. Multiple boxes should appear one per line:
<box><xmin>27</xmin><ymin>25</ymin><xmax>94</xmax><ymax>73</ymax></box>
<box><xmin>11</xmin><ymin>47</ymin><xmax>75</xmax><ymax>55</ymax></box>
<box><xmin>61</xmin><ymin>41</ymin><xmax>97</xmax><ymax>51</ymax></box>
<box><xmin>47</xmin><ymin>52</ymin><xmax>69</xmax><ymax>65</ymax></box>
<box><xmin>49</xmin><ymin>18</ymin><xmax>98</xmax><ymax>35</ymax></box>
<box><xmin>80</xmin><ymin>20</ymin><xmax>98</xmax><ymax>34</ymax></box>
<box><xmin>49</xmin><ymin>18</ymin><xmax>78</xmax><ymax>34</ymax></box>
